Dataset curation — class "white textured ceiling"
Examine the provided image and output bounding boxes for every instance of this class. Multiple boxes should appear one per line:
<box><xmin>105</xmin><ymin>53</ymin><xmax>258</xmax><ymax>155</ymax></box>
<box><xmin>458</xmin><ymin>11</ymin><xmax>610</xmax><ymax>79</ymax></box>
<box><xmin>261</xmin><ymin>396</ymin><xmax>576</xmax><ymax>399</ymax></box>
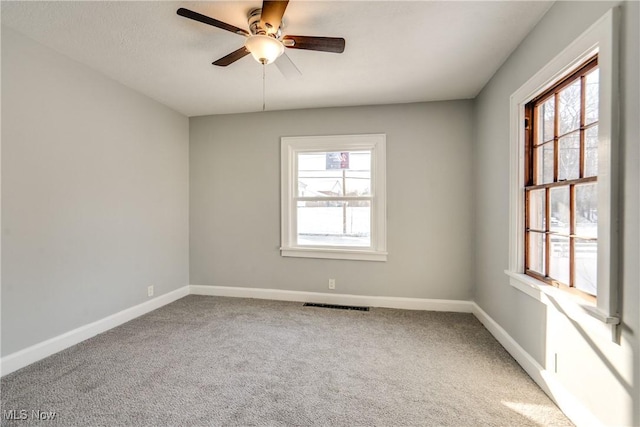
<box><xmin>1</xmin><ymin>1</ymin><xmax>553</xmax><ymax>117</ymax></box>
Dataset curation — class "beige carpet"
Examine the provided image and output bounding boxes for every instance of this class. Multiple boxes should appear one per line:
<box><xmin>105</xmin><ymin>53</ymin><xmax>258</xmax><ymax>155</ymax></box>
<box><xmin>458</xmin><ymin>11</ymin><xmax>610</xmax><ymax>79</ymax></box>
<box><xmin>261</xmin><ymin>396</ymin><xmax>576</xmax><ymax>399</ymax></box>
<box><xmin>1</xmin><ymin>295</ymin><xmax>572</xmax><ymax>426</ymax></box>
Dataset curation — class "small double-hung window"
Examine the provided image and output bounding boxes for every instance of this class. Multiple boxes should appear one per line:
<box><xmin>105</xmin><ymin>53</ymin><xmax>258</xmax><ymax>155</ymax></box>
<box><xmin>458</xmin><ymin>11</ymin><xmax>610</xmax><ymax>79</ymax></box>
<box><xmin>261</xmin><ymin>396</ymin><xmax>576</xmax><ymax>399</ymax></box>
<box><xmin>280</xmin><ymin>134</ymin><xmax>387</xmax><ymax>261</ymax></box>
<box><xmin>524</xmin><ymin>56</ymin><xmax>599</xmax><ymax>298</ymax></box>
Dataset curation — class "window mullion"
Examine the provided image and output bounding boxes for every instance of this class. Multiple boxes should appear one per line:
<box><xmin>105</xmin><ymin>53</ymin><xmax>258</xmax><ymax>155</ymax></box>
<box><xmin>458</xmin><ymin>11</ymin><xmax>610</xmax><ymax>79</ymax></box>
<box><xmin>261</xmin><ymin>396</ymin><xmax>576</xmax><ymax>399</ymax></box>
<box><xmin>545</xmin><ymin>187</ymin><xmax>550</xmax><ymax>278</ymax></box>
<box><xmin>579</xmin><ymin>74</ymin><xmax>587</xmax><ymax>179</ymax></box>
<box><xmin>295</xmin><ymin>197</ymin><xmax>373</xmax><ymax>203</ymax></box>
<box><xmin>570</xmin><ymin>184</ymin><xmax>576</xmax><ymax>288</ymax></box>
<box><xmin>525</xmin><ymin>175</ymin><xmax>597</xmax><ymax>191</ymax></box>
<box><xmin>553</xmin><ymin>92</ymin><xmax>560</xmax><ymax>183</ymax></box>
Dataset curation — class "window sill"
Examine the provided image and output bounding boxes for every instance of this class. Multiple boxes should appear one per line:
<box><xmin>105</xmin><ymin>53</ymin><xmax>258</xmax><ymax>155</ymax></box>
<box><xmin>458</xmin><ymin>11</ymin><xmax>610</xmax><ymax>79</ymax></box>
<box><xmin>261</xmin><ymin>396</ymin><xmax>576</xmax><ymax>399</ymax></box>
<box><xmin>281</xmin><ymin>247</ymin><xmax>387</xmax><ymax>262</ymax></box>
<box><xmin>504</xmin><ymin>271</ymin><xmax>619</xmax><ymax>333</ymax></box>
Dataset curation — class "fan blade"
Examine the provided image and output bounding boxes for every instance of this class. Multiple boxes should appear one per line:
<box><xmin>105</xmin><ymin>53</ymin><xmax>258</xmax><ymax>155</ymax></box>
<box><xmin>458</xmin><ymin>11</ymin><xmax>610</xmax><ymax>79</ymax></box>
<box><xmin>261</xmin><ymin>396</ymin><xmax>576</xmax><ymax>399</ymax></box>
<box><xmin>260</xmin><ymin>0</ymin><xmax>289</xmax><ymax>34</ymax></box>
<box><xmin>177</xmin><ymin>8</ymin><xmax>249</xmax><ymax>37</ymax></box>
<box><xmin>275</xmin><ymin>52</ymin><xmax>302</xmax><ymax>79</ymax></box>
<box><xmin>282</xmin><ymin>36</ymin><xmax>345</xmax><ymax>53</ymax></box>
<box><xmin>213</xmin><ymin>47</ymin><xmax>251</xmax><ymax>66</ymax></box>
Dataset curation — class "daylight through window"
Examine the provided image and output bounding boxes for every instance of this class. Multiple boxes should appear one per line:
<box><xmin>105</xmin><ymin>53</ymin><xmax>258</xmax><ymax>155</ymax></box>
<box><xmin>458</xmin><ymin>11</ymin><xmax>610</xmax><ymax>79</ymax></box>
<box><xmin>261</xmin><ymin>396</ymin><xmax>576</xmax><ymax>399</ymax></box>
<box><xmin>297</xmin><ymin>150</ymin><xmax>372</xmax><ymax>247</ymax></box>
<box><xmin>524</xmin><ymin>56</ymin><xmax>599</xmax><ymax>298</ymax></box>
<box><xmin>281</xmin><ymin>134</ymin><xmax>387</xmax><ymax>261</ymax></box>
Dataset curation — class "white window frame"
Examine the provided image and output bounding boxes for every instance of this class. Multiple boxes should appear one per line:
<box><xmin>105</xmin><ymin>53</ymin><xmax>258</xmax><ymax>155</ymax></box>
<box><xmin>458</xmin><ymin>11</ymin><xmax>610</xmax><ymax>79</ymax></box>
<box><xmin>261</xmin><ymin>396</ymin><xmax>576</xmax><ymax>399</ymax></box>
<box><xmin>505</xmin><ymin>8</ymin><xmax>620</xmax><ymax>326</ymax></box>
<box><xmin>280</xmin><ymin>134</ymin><xmax>387</xmax><ymax>262</ymax></box>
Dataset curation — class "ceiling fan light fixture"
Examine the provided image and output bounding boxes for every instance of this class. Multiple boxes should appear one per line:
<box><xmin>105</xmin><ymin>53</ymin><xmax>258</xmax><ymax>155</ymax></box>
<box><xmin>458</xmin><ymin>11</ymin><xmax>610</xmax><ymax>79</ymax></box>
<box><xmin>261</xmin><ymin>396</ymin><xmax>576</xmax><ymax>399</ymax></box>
<box><xmin>244</xmin><ymin>35</ymin><xmax>284</xmax><ymax>65</ymax></box>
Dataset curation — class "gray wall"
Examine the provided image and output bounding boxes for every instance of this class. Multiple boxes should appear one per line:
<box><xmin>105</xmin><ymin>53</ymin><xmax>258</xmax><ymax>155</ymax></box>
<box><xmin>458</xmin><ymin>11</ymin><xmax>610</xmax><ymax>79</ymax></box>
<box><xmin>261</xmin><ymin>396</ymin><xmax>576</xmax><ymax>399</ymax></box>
<box><xmin>190</xmin><ymin>102</ymin><xmax>474</xmax><ymax>300</ymax></box>
<box><xmin>473</xmin><ymin>1</ymin><xmax>639</xmax><ymax>425</ymax></box>
<box><xmin>1</xmin><ymin>28</ymin><xmax>190</xmax><ymax>356</ymax></box>
<box><xmin>3</xmin><ymin>2</ymin><xmax>639</xmax><ymax>423</ymax></box>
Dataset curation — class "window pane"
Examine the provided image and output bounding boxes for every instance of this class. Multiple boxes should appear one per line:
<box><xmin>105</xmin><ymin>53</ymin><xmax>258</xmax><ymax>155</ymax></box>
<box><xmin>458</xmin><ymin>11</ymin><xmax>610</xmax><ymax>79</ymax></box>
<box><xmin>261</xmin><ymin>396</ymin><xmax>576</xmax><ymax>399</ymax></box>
<box><xmin>575</xmin><ymin>238</ymin><xmax>597</xmax><ymax>296</ymax></box>
<box><xmin>585</xmin><ymin>69</ymin><xmax>599</xmax><ymax>125</ymax></box>
<box><xmin>297</xmin><ymin>151</ymin><xmax>371</xmax><ymax>197</ymax></box>
<box><xmin>537</xmin><ymin>97</ymin><xmax>555</xmax><ymax>143</ymax></box>
<box><xmin>528</xmin><ymin>189</ymin><xmax>545</xmax><ymax>231</ymax></box>
<box><xmin>535</xmin><ymin>143</ymin><xmax>554</xmax><ymax>184</ymax></box>
<box><xmin>345</xmin><ymin>151</ymin><xmax>372</xmax><ymax>196</ymax></box>
<box><xmin>345</xmin><ymin>171</ymin><xmax>371</xmax><ymax>196</ymax></box>
<box><xmin>550</xmin><ymin>187</ymin><xmax>570</xmax><ymax>235</ymax></box>
<box><xmin>549</xmin><ymin>236</ymin><xmax>570</xmax><ymax>285</ymax></box>
<box><xmin>297</xmin><ymin>201</ymin><xmax>370</xmax><ymax>247</ymax></box>
<box><xmin>558</xmin><ymin>79</ymin><xmax>581</xmax><ymax>135</ymax></box>
<box><xmin>585</xmin><ymin>125</ymin><xmax>598</xmax><ymax>177</ymax></box>
<box><xmin>527</xmin><ymin>231</ymin><xmax>545</xmax><ymax>275</ymax></box>
<box><xmin>558</xmin><ymin>132</ymin><xmax>580</xmax><ymax>181</ymax></box>
<box><xmin>576</xmin><ymin>183</ymin><xmax>597</xmax><ymax>238</ymax></box>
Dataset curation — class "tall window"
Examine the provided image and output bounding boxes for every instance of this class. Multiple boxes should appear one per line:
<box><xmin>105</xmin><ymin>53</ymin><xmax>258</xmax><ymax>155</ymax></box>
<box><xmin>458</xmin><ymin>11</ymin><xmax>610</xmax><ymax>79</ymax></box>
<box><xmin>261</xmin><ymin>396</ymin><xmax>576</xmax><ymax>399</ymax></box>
<box><xmin>524</xmin><ymin>56</ymin><xmax>599</xmax><ymax>298</ymax></box>
<box><xmin>509</xmin><ymin>9</ymin><xmax>618</xmax><ymax>324</ymax></box>
<box><xmin>281</xmin><ymin>134</ymin><xmax>387</xmax><ymax>261</ymax></box>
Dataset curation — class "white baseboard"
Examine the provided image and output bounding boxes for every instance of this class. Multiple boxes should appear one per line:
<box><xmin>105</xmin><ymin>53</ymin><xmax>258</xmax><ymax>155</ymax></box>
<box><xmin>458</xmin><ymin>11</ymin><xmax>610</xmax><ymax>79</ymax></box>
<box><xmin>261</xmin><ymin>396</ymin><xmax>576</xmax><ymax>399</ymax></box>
<box><xmin>471</xmin><ymin>303</ymin><xmax>601</xmax><ymax>427</ymax></box>
<box><xmin>189</xmin><ymin>284</ymin><xmax>474</xmax><ymax>312</ymax></box>
<box><xmin>0</xmin><ymin>286</ymin><xmax>190</xmax><ymax>377</ymax></box>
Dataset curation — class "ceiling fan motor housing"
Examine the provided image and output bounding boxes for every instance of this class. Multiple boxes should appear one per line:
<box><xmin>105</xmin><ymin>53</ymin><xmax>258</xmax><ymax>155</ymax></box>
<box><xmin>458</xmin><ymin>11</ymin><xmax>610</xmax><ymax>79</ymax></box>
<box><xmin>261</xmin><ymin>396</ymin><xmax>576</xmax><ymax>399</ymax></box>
<box><xmin>248</xmin><ymin>8</ymin><xmax>282</xmax><ymax>38</ymax></box>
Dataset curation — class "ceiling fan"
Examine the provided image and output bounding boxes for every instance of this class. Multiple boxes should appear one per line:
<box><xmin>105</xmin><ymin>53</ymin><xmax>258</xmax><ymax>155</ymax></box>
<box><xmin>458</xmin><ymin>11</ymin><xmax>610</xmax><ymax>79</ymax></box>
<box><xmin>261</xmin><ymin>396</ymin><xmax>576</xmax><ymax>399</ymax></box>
<box><xmin>177</xmin><ymin>0</ymin><xmax>345</xmax><ymax>78</ymax></box>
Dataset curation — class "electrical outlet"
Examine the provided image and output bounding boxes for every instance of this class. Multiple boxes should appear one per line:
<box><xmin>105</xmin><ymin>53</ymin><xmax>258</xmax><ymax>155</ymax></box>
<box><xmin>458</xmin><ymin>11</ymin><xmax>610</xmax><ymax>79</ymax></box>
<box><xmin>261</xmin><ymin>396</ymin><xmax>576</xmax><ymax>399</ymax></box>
<box><xmin>328</xmin><ymin>279</ymin><xmax>336</xmax><ymax>290</ymax></box>
<box><xmin>147</xmin><ymin>285</ymin><xmax>154</xmax><ymax>297</ymax></box>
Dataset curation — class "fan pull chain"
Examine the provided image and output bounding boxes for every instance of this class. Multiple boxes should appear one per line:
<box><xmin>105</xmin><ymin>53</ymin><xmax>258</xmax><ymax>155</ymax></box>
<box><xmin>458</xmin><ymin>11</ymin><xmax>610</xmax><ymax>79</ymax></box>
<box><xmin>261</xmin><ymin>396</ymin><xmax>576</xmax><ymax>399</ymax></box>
<box><xmin>262</xmin><ymin>63</ymin><xmax>266</xmax><ymax>112</ymax></box>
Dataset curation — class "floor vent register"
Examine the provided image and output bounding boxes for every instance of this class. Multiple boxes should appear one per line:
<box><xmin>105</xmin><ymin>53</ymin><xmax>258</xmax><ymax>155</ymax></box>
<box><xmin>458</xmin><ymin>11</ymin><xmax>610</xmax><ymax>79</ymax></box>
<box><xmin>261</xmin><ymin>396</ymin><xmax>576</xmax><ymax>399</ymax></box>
<box><xmin>303</xmin><ymin>302</ymin><xmax>370</xmax><ymax>312</ymax></box>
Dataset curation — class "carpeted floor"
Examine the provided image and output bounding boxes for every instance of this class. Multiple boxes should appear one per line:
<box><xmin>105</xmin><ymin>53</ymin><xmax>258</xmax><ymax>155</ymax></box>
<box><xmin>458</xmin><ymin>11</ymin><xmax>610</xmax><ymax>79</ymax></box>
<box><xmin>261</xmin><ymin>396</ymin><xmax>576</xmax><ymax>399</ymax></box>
<box><xmin>1</xmin><ymin>295</ymin><xmax>572</xmax><ymax>426</ymax></box>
